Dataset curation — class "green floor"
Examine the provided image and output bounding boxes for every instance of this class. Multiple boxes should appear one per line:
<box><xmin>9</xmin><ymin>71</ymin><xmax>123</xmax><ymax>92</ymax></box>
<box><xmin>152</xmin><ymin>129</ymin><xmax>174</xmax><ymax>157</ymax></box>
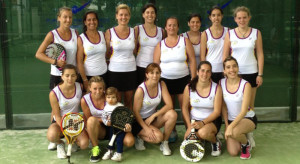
<box><xmin>0</xmin><ymin>123</ymin><xmax>299</xmax><ymax>164</ymax></box>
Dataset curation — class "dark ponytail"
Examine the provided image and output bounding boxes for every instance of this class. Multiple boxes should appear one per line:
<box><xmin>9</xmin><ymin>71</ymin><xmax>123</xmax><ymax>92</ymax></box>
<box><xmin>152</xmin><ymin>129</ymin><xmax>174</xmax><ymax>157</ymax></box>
<box><xmin>189</xmin><ymin>61</ymin><xmax>212</xmax><ymax>91</ymax></box>
<box><xmin>82</xmin><ymin>11</ymin><xmax>99</xmax><ymax>33</ymax></box>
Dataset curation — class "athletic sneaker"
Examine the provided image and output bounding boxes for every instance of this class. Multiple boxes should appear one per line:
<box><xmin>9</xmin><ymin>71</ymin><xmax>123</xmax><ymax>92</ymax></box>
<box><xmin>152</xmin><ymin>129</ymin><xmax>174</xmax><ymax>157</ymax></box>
<box><xmin>48</xmin><ymin>142</ymin><xmax>57</xmax><ymax>151</ymax></box>
<box><xmin>111</xmin><ymin>152</ymin><xmax>122</xmax><ymax>162</ymax></box>
<box><xmin>135</xmin><ymin>136</ymin><xmax>146</xmax><ymax>150</ymax></box>
<box><xmin>102</xmin><ymin>150</ymin><xmax>113</xmax><ymax>160</ymax></box>
<box><xmin>247</xmin><ymin>132</ymin><xmax>256</xmax><ymax>148</ymax></box>
<box><xmin>168</xmin><ymin>131</ymin><xmax>178</xmax><ymax>143</ymax></box>
<box><xmin>90</xmin><ymin>146</ymin><xmax>101</xmax><ymax>163</ymax></box>
<box><xmin>71</xmin><ymin>144</ymin><xmax>78</xmax><ymax>152</ymax></box>
<box><xmin>211</xmin><ymin>138</ymin><xmax>222</xmax><ymax>157</ymax></box>
<box><xmin>240</xmin><ymin>141</ymin><xmax>252</xmax><ymax>159</ymax></box>
<box><xmin>160</xmin><ymin>141</ymin><xmax>171</xmax><ymax>156</ymax></box>
<box><xmin>57</xmin><ymin>142</ymin><xmax>67</xmax><ymax>159</ymax></box>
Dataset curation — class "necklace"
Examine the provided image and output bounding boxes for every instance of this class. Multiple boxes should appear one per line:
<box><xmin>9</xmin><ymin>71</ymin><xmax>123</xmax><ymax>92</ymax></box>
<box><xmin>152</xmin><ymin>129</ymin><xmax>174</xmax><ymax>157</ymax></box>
<box><xmin>237</xmin><ymin>27</ymin><xmax>249</xmax><ymax>38</ymax></box>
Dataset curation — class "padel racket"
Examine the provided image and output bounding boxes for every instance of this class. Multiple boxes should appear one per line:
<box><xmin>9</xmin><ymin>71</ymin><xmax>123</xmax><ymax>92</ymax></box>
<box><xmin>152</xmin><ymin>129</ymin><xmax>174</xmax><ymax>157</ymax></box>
<box><xmin>180</xmin><ymin>120</ymin><xmax>205</xmax><ymax>162</ymax></box>
<box><xmin>61</xmin><ymin>113</ymin><xmax>85</xmax><ymax>164</ymax></box>
<box><xmin>45</xmin><ymin>43</ymin><xmax>66</xmax><ymax>71</ymax></box>
<box><xmin>108</xmin><ymin>106</ymin><xmax>134</xmax><ymax>146</ymax></box>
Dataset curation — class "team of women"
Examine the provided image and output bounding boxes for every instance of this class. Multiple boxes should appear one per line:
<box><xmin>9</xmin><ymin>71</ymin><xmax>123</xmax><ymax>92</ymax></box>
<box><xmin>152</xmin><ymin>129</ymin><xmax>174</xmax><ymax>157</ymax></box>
<box><xmin>35</xmin><ymin>3</ymin><xmax>264</xmax><ymax>162</ymax></box>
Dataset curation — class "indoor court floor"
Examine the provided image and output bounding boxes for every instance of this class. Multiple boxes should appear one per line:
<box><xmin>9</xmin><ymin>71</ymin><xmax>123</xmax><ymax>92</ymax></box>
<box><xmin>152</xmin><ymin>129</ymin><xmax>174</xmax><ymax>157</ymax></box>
<box><xmin>0</xmin><ymin>123</ymin><xmax>299</xmax><ymax>164</ymax></box>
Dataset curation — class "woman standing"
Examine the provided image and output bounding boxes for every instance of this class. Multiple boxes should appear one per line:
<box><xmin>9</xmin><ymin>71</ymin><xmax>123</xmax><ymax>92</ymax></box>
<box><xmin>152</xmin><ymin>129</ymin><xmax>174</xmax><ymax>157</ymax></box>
<box><xmin>77</xmin><ymin>11</ymin><xmax>107</xmax><ymax>92</ymax></box>
<box><xmin>36</xmin><ymin>7</ymin><xmax>78</xmax><ymax>89</ymax></box>
<box><xmin>81</xmin><ymin>76</ymin><xmax>134</xmax><ymax>162</ymax></box>
<box><xmin>182</xmin><ymin>13</ymin><xmax>202</xmax><ymax>66</ymax></box>
<box><xmin>182</xmin><ymin>61</ymin><xmax>222</xmax><ymax>157</ymax></box>
<box><xmin>154</xmin><ymin>17</ymin><xmax>197</xmax><ymax>140</ymax></box>
<box><xmin>105</xmin><ymin>4</ymin><xmax>137</xmax><ymax>109</ymax></box>
<box><xmin>201</xmin><ymin>6</ymin><xmax>229</xmax><ymax>83</ymax></box>
<box><xmin>223</xmin><ymin>6</ymin><xmax>264</xmax><ymax>111</ymax></box>
<box><xmin>47</xmin><ymin>64</ymin><xmax>89</xmax><ymax>159</ymax></box>
<box><xmin>133</xmin><ymin>63</ymin><xmax>177</xmax><ymax>156</ymax></box>
<box><xmin>135</xmin><ymin>3</ymin><xmax>165</xmax><ymax>84</ymax></box>
<box><xmin>221</xmin><ymin>57</ymin><xmax>257</xmax><ymax>159</ymax></box>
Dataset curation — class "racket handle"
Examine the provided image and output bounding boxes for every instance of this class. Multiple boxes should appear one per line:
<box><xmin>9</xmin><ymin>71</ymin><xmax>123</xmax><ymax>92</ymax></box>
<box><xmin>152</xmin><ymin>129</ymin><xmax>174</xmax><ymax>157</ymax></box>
<box><xmin>109</xmin><ymin>134</ymin><xmax>117</xmax><ymax>146</ymax></box>
<box><xmin>67</xmin><ymin>144</ymin><xmax>72</xmax><ymax>157</ymax></box>
<box><xmin>191</xmin><ymin>120</ymin><xmax>195</xmax><ymax>133</ymax></box>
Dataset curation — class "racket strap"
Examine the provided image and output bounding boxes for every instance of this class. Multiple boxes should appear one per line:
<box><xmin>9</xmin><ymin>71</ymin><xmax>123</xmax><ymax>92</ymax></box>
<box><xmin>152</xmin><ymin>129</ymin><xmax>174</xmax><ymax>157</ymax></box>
<box><xmin>67</xmin><ymin>144</ymin><xmax>72</xmax><ymax>157</ymax></box>
<box><xmin>109</xmin><ymin>134</ymin><xmax>117</xmax><ymax>146</ymax></box>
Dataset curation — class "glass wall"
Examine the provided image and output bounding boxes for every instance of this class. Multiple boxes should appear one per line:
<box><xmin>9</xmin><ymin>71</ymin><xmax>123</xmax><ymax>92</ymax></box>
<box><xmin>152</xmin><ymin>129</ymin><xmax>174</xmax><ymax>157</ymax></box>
<box><xmin>0</xmin><ymin>0</ymin><xmax>297</xmax><ymax>129</ymax></box>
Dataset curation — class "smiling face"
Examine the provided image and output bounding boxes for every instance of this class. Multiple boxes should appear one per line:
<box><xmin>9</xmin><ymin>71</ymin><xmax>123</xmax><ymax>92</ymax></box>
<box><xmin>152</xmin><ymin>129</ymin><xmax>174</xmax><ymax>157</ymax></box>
<box><xmin>143</xmin><ymin>7</ymin><xmax>156</xmax><ymax>24</ymax></box>
<box><xmin>223</xmin><ymin>59</ymin><xmax>239</xmax><ymax>78</ymax></box>
<box><xmin>116</xmin><ymin>8</ymin><xmax>131</xmax><ymax>26</ymax></box>
<box><xmin>165</xmin><ymin>18</ymin><xmax>179</xmax><ymax>36</ymax></box>
<box><xmin>234</xmin><ymin>11</ymin><xmax>251</xmax><ymax>28</ymax></box>
<box><xmin>84</xmin><ymin>13</ymin><xmax>98</xmax><ymax>31</ymax></box>
<box><xmin>188</xmin><ymin>16</ymin><xmax>201</xmax><ymax>32</ymax></box>
<box><xmin>209</xmin><ymin>8</ymin><xmax>223</xmax><ymax>25</ymax></box>
<box><xmin>58</xmin><ymin>10</ymin><xmax>73</xmax><ymax>28</ymax></box>
<box><xmin>89</xmin><ymin>82</ymin><xmax>105</xmax><ymax>98</ymax></box>
<box><xmin>61</xmin><ymin>68</ymin><xmax>77</xmax><ymax>85</ymax></box>
<box><xmin>197</xmin><ymin>64</ymin><xmax>212</xmax><ymax>82</ymax></box>
<box><xmin>146</xmin><ymin>67</ymin><xmax>161</xmax><ymax>83</ymax></box>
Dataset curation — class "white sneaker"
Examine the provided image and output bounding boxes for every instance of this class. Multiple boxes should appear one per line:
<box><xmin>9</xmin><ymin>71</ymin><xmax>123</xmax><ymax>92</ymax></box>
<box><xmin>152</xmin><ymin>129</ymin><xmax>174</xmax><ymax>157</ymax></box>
<box><xmin>247</xmin><ymin>132</ymin><xmax>256</xmax><ymax>148</ymax></box>
<box><xmin>111</xmin><ymin>152</ymin><xmax>122</xmax><ymax>162</ymax></box>
<box><xmin>216</xmin><ymin>131</ymin><xmax>224</xmax><ymax>140</ymax></box>
<box><xmin>211</xmin><ymin>138</ymin><xmax>221</xmax><ymax>157</ymax></box>
<box><xmin>102</xmin><ymin>150</ymin><xmax>113</xmax><ymax>160</ymax></box>
<box><xmin>48</xmin><ymin>142</ymin><xmax>57</xmax><ymax>151</ymax></box>
<box><xmin>57</xmin><ymin>142</ymin><xmax>67</xmax><ymax>159</ymax></box>
<box><xmin>71</xmin><ymin>143</ymin><xmax>78</xmax><ymax>152</ymax></box>
<box><xmin>135</xmin><ymin>136</ymin><xmax>146</xmax><ymax>150</ymax></box>
<box><xmin>160</xmin><ymin>141</ymin><xmax>171</xmax><ymax>156</ymax></box>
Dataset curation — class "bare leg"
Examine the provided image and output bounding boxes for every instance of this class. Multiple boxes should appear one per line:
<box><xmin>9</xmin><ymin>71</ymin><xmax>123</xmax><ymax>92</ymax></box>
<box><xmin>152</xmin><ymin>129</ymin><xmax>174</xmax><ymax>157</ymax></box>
<box><xmin>76</xmin><ymin>130</ymin><xmax>89</xmax><ymax>150</ymax></box>
<box><xmin>197</xmin><ymin>123</ymin><xmax>217</xmax><ymax>143</ymax></box>
<box><xmin>86</xmin><ymin>117</ymin><xmax>106</xmax><ymax>147</ymax></box>
<box><xmin>138</xmin><ymin>125</ymin><xmax>163</xmax><ymax>144</ymax></box>
<box><xmin>152</xmin><ymin>110</ymin><xmax>177</xmax><ymax>140</ymax></box>
<box><xmin>124</xmin><ymin>90</ymin><xmax>134</xmax><ymax>110</ymax></box>
<box><xmin>123</xmin><ymin>132</ymin><xmax>134</xmax><ymax>147</ymax></box>
<box><xmin>47</xmin><ymin>123</ymin><xmax>63</xmax><ymax>144</ymax></box>
<box><xmin>250</xmin><ymin>87</ymin><xmax>257</xmax><ymax>110</ymax></box>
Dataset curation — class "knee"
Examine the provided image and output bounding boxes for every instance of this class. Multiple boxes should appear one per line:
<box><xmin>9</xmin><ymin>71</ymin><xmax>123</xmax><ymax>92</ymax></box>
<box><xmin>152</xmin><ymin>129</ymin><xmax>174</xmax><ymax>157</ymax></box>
<box><xmin>166</xmin><ymin>110</ymin><xmax>178</xmax><ymax>122</ymax></box>
<box><xmin>87</xmin><ymin>117</ymin><xmax>98</xmax><ymax>127</ymax></box>
<box><xmin>231</xmin><ymin>129</ymin><xmax>242</xmax><ymax>139</ymax></box>
<box><xmin>123</xmin><ymin>135</ymin><xmax>134</xmax><ymax>147</ymax></box>
<box><xmin>47</xmin><ymin>126</ymin><xmax>60</xmax><ymax>142</ymax></box>
<box><xmin>198</xmin><ymin>129</ymin><xmax>209</xmax><ymax>140</ymax></box>
<box><xmin>228</xmin><ymin>148</ymin><xmax>239</xmax><ymax>156</ymax></box>
<box><xmin>153</xmin><ymin>131</ymin><xmax>163</xmax><ymax>144</ymax></box>
<box><xmin>78</xmin><ymin>138</ymin><xmax>89</xmax><ymax>150</ymax></box>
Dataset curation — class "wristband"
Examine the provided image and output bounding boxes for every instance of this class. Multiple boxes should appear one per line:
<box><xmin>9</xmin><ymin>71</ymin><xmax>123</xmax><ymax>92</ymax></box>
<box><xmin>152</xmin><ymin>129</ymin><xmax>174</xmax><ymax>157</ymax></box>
<box><xmin>83</xmin><ymin>79</ymin><xmax>88</xmax><ymax>82</ymax></box>
<box><xmin>201</xmin><ymin>120</ymin><xmax>206</xmax><ymax>125</ymax></box>
<box><xmin>258</xmin><ymin>74</ymin><xmax>263</xmax><ymax>77</ymax></box>
<box><xmin>54</xmin><ymin>59</ymin><xmax>57</xmax><ymax>65</ymax></box>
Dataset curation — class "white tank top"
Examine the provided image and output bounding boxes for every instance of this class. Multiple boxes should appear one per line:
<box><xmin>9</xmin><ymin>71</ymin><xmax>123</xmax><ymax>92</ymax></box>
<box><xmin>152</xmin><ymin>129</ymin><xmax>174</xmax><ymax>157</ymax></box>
<box><xmin>138</xmin><ymin>82</ymin><xmax>162</xmax><ymax>119</ymax></box>
<box><xmin>229</xmin><ymin>28</ymin><xmax>258</xmax><ymax>74</ymax></box>
<box><xmin>136</xmin><ymin>25</ymin><xmax>163</xmax><ymax>68</ymax></box>
<box><xmin>220</xmin><ymin>78</ymin><xmax>255</xmax><ymax>121</ymax></box>
<box><xmin>79</xmin><ymin>31</ymin><xmax>107</xmax><ymax>76</ymax></box>
<box><xmin>52</xmin><ymin>82</ymin><xmax>82</xmax><ymax>119</ymax></box>
<box><xmin>190</xmin><ymin>81</ymin><xmax>218</xmax><ymax>121</ymax></box>
<box><xmin>109</xmin><ymin>27</ymin><xmax>136</xmax><ymax>72</ymax></box>
<box><xmin>160</xmin><ymin>36</ymin><xmax>189</xmax><ymax>79</ymax></box>
<box><xmin>51</xmin><ymin>28</ymin><xmax>77</xmax><ymax>76</ymax></box>
<box><xmin>205</xmin><ymin>27</ymin><xmax>229</xmax><ymax>73</ymax></box>
<box><xmin>182</xmin><ymin>32</ymin><xmax>201</xmax><ymax>66</ymax></box>
<box><xmin>83</xmin><ymin>93</ymin><xmax>105</xmax><ymax>118</ymax></box>
<box><xmin>102</xmin><ymin>102</ymin><xmax>123</xmax><ymax>125</ymax></box>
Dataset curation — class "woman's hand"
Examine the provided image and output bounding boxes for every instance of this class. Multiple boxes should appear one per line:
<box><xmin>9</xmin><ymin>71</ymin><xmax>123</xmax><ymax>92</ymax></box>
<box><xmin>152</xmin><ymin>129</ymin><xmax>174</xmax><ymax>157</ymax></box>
<box><xmin>256</xmin><ymin>76</ymin><xmax>263</xmax><ymax>87</ymax></box>
<box><xmin>145</xmin><ymin>115</ymin><xmax>156</xmax><ymax>126</ymax></box>
<box><xmin>191</xmin><ymin>121</ymin><xmax>204</xmax><ymax>130</ymax></box>
<box><xmin>225</xmin><ymin>125</ymin><xmax>233</xmax><ymax>140</ymax></box>
<box><xmin>56</xmin><ymin>59</ymin><xmax>66</xmax><ymax>68</ymax></box>
<box><xmin>144</xmin><ymin>126</ymin><xmax>157</xmax><ymax>142</ymax></box>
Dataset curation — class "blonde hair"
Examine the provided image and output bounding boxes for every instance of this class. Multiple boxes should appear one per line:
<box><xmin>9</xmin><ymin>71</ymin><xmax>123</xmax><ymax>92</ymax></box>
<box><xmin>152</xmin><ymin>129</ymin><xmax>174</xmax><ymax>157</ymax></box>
<box><xmin>88</xmin><ymin>76</ymin><xmax>106</xmax><ymax>89</ymax></box>
<box><xmin>116</xmin><ymin>4</ymin><xmax>131</xmax><ymax>15</ymax></box>
<box><xmin>57</xmin><ymin>6</ymin><xmax>72</xmax><ymax>17</ymax></box>
<box><xmin>106</xmin><ymin>87</ymin><xmax>118</xmax><ymax>96</ymax></box>
<box><xmin>233</xmin><ymin>6</ymin><xmax>251</xmax><ymax>17</ymax></box>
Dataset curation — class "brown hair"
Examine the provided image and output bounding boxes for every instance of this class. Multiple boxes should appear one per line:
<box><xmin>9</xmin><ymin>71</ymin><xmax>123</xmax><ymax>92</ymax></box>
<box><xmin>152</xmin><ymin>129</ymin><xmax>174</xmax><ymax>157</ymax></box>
<box><xmin>106</xmin><ymin>87</ymin><xmax>118</xmax><ymax>96</ymax></box>
<box><xmin>189</xmin><ymin>61</ymin><xmax>212</xmax><ymax>91</ymax></box>
<box><xmin>57</xmin><ymin>6</ymin><xmax>72</xmax><ymax>17</ymax></box>
<box><xmin>88</xmin><ymin>76</ymin><xmax>106</xmax><ymax>89</ymax></box>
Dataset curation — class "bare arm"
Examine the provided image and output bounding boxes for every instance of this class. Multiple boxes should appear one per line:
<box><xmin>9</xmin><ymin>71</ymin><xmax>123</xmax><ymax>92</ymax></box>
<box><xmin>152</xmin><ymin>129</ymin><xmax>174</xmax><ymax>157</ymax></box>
<box><xmin>255</xmin><ymin>30</ymin><xmax>264</xmax><ymax>87</ymax></box>
<box><xmin>153</xmin><ymin>43</ymin><xmax>161</xmax><ymax>64</ymax></box>
<box><xmin>200</xmin><ymin>31</ymin><xmax>208</xmax><ymax>61</ymax></box>
<box><xmin>35</xmin><ymin>32</ymin><xmax>65</xmax><ymax>67</ymax></box>
<box><xmin>104</xmin><ymin>29</ymin><xmax>112</xmax><ymax>60</ymax></box>
<box><xmin>76</xmin><ymin>36</ymin><xmax>88</xmax><ymax>91</ymax></box>
<box><xmin>222</xmin><ymin>32</ymin><xmax>231</xmax><ymax>61</ymax></box>
<box><xmin>49</xmin><ymin>91</ymin><xmax>62</xmax><ymax>127</ymax></box>
<box><xmin>181</xmin><ymin>85</ymin><xmax>191</xmax><ymax>128</ymax></box>
<box><xmin>153</xmin><ymin>81</ymin><xmax>173</xmax><ymax>117</ymax></box>
<box><xmin>133</xmin><ymin>87</ymin><xmax>149</xmax><ymax>129</ymax></box>
<box><xmin>185</xmin><ymin>38</ymin><xmax>197</xmax><ymax>79</ymax></box>
<box><xmin>133</xmin><ymin>26</ymin><xmax>139</xmax><ymax>55</ymax></box>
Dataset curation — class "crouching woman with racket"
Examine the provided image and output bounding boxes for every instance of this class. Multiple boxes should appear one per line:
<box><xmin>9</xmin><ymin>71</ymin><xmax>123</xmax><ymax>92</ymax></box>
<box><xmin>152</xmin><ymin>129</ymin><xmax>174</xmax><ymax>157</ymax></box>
<box><xmin>81</xmin><ymin>76</ymin><xmax>134</xmax><ymax>162</ymax></box>
<box><xmin>47</xmin><ymin>64</ymin><xmax>89</xmax><ymax>159</ymax></box>
<box><xmin>221</xmin><ymin>57</ymin><xmax>257</xmax><ymax>159</ymax></box>
<box><xmin>182</xmin><ymin>61</ymin><xmax>223</xmax><ymax>157</ymax></box>
<box><xmin>132</xmin><ymin>63</ymin><xmax>177</xmax><ymax>156</ymax></box>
